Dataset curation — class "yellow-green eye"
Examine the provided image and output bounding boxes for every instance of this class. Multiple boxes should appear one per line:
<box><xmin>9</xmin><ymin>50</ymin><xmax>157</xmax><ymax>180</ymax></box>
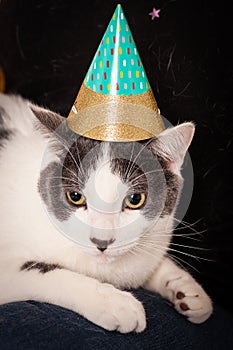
<box><xmin>66</xmin><ymin>191</ymin><xmax>86</xmax><ymax>206</ymax></box>
<box><xmin>124</xmin><ymin>193</ymin><xmax>146</xmax><ymax>209</ymax></box>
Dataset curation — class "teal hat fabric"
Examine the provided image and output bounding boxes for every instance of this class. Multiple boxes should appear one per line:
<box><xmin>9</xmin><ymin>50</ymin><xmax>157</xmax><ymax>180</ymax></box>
<box><xmin>84</xmin><ymin>4</ymin><xmax>151</xmax><ymax>96</ymax></box>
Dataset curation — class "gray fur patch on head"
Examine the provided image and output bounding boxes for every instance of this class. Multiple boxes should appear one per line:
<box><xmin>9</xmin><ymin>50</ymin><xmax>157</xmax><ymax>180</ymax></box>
<box><xmin>61</xmin><ymin>136</ymin><xmax>102</xmax><ymax>192</ymax></box>
<box><xmin>38</xmin><ymin>161</ymin><xmax>72</xmax><ymax>221</ymax></box>
<box><xmin>38</xmin><ymin>134</ymin><xmax>102</xmax><ymax>221</ymax></box>
<box><xmin>109</xmin><ymin>141</ymin><xmax>182</xmax><ymax>220</ymax></box>
<box><xmin>157</xmin><ymin>157</ymin><xmax>183</xmax><ymax>217</ymax></box>
<box><xmin>39</xmin><ymin>130</ymin><xmax>183</xmax><ymax>223</ymax></box>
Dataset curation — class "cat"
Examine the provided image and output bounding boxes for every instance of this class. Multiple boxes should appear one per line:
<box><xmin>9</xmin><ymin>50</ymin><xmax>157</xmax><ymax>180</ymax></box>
<box><xmin>0</xmin><ymin>93</ymin><xmax>212</xmax><ymax>333</ymax></box>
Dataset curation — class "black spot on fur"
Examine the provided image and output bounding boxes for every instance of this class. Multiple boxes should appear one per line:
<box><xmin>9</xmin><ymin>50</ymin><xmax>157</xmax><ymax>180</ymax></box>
<box><xmin>0</xmin><ymin>129</ymin><xmax>11</xmax><ymax>140</ymax></box>
<box><xmin>0</xmin><ymin>107</ymin><xmax>5</xmax><ymax>124</ymax></box>
<box><xmin>20</xmin><ymin>261</ymin><xmax>62</xmax><ymax>273</ymax></box>
<box><xmin>0</xmin><ymin>107</ymin><xmax>12</xmax><ymax>143</ymax></box>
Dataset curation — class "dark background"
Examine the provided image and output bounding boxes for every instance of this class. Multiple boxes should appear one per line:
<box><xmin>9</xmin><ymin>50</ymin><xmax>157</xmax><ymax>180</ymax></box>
<box><xmin>0</xmin><ymin>0</ymin><xmax>232</xmax><ymax>312</ymax></box>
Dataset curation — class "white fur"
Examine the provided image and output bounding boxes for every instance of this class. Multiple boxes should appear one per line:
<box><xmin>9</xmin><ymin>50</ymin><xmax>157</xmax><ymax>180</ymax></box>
<box><xmin>0</xmin><ymin>94</ymin><xmax>212</xmax><ymax>333</ymax></box>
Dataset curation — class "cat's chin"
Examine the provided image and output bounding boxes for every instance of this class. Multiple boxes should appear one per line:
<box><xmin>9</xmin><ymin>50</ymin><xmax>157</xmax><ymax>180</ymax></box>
<box><xmin>90</xmin><ymin>248</ymin><xmax>128</xmax><ymax>264</ymax></box>
<box><xmin>94</xmin><ymin>253</ymin><xmax>119</xmax><ymax>264</ymax></box>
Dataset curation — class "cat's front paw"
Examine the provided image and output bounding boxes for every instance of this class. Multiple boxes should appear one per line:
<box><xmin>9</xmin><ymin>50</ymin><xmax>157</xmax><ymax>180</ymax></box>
<box><xmin>90</xmin><ymin>284</ymin><xmax>146</xmax><ymax>333</ymax></box>
<box><xmin>166</xmin><ymin>277</ymin><xmax>213</xmax><ymax>323</ymax></box>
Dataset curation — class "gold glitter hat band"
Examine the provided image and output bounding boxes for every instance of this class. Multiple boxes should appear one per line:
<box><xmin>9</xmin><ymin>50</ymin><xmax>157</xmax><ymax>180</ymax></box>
<box><xmin>67</xmin><ymin>83</ymin><xmax>165</xmax><ymax>141</ymax></box>
<box><xmin>67</xmin><ymin>100</ymin><xmax>164</xmax><ymax>141</ymax></box>
<box><xmin>68</xmin><ymin>83</ymin><xmax>159</xmax><ymax>115</ymax></box>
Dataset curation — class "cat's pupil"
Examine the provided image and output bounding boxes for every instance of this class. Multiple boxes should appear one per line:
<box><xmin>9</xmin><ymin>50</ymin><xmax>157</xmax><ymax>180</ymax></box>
<box><xmin>127</xmin><ymin>194</ymin><xmax>142</xmax><ymax>205</ymax></box>
<box><xmin>70</xmin><ymin>192</ymin><xmax>81</xmax><ymax>202</ymax></box>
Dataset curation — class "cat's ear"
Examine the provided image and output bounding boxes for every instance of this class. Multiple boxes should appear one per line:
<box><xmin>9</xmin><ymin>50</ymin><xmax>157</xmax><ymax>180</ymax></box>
<box><xmin>30</xmin><ymin>103</ymin><xmax>65</xmax><ymax>134</ymax></box>
<box><xmin>147</xmin><ymin>122</ymin><xmax>195</xmax><ymax>173</ymax></box>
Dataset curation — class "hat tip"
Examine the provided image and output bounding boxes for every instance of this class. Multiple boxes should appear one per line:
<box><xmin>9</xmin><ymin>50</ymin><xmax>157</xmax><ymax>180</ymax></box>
<box><xmin>116</xmin><ymin>3</ymin><xmax>123</xmax><ymax>10</ymax></box>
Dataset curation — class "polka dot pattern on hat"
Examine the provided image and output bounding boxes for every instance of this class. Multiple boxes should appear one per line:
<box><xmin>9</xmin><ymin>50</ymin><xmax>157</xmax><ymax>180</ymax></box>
<box><xmin>84</xmin><ymin>4</ymin><xmax>151</xmax><ymax>96</ymax></box>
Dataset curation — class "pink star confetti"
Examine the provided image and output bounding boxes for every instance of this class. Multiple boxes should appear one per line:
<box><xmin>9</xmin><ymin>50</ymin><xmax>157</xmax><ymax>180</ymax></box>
<box><xmin>149</xmin><ymin>7</ymin><xmax>161</xmax><ymax>20</ymax></box>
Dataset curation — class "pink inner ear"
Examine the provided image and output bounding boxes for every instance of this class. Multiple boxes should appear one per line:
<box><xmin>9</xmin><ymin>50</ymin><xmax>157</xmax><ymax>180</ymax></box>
<box><xmin>172</xmin><ymin>123</ymin><xmax>195</xmax><ymax>169</ymax></box>
<box><xmin>167</xmin><ymin>160</ymin><xmax>181</xmax><ymax>175</ymax></box>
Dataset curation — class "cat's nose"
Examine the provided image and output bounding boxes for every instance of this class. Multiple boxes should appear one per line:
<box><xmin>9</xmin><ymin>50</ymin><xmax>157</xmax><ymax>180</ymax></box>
<box><xmin>90</xmin><ymin>237</ymin><xmax>115</xmax><ymax>252</ymax></box>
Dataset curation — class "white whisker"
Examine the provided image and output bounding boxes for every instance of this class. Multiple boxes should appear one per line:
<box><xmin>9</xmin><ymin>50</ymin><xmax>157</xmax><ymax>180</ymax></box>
<box><xmin>125</xmin><ymin>143</ymin><xmax>135</xmax><ymax>179</ymax></box>
<box><xmin>132</xmin><ymin>169</ymin><xmax>164</xmax><ymax>183</ymax></box>
<box><xmin>137</xmin><ymin>237</ymin><xmax>213</xmax><ymax>262</ymax></box>
<box><xmin>167</xmin><ymin>253</ymin><xmax>200</xmax><ymax>273</ymax></box>
<box><xmin>44</xmin><ymin>176</ymin><xmax>79</xmax><ymax>183</ymax></box>
<box><xmin>126</xmin><ymin>139</ymin><xmax>153</xmax><ymax>180</ymax></box>
<box><xmin>75</xmin><ymin>143</ymin><xmax>85</xmax><ymax>178</ymax></box>
<box><xmin>134</xmin><ymin>241</ymin><xmax>201</xmax><ymax>274</ymax></box>
<box><xmin>53</xmin><ymin>133</ymin><xmax>84</xmax><ymax>174</ymax></box>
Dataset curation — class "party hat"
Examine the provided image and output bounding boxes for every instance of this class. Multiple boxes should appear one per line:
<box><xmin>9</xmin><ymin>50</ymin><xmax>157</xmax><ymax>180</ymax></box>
<box><xmin>67</xmin><ymin>4</ymin><xmax>165</xmax><ymax>141</ymax></box>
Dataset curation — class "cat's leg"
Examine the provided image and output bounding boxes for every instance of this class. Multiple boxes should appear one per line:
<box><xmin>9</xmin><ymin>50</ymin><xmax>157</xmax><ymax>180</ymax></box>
<box><xmin>144</xmin><ymin>256</ymin><xmax>213</xmax><ymax>323</ymax></box>
<box><xmin>0</xmin><ymin>261</ymin><xmax>146</xmax><ymax>333</ymax></box>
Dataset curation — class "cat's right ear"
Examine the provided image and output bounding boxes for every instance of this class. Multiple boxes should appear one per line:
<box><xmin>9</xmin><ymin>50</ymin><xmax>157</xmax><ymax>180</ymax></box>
<box><xmin>30</xmin><ymin>104</ymin><xmax>65</xmax><ymax>134</ymax></box>
<box><xmin>147</xmin><ymin>122</ymin><xmax>195</xmax><ymax>174</ymax></box>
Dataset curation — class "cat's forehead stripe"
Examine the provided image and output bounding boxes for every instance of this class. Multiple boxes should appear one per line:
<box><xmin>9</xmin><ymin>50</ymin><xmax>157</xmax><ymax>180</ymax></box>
<box><xmin>83</xmin><ymin>149</ymin><xmax>129</xmax><ymax>210</ymax></box>
<box><xmin>94</xmin><ymin>161</ymin><xmax>122</xmax><ymax>203</ymax></box>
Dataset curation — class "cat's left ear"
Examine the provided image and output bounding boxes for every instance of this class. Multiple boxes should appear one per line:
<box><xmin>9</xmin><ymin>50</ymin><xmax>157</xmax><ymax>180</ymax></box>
<box><xmin>30</xmin><ymin>103</ymin><xmax>65</xmax><ymax>134</ymax></box>
<box><xmin>147</xmin><ymin>122</ymin><xmax>195</xmax><ymax>173</ymax></box>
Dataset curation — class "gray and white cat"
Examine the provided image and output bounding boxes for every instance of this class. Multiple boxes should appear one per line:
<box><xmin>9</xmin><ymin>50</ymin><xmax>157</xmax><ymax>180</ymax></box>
<box><xmin>0</xmin><ymin>93</ymin><xmax>212</xmax><ymax>333</ymax></box>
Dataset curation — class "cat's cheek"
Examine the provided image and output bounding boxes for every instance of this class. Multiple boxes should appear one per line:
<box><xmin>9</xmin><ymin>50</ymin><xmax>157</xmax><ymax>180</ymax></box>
<box><xmin>120</xmin><ymin>209</ymin><xmax>141</xmax><ymax>225</ymax></box>
<box><xmin>74</xmin><ymin>207</ymin><xmax>89</xmax><ymax>225</ymax></box>
<box><xmin>118</xmin><ymin>211</ymin><xmax>149</xmax><ymax>240</ymax></box>
<box><xmin>64</xmin><ymin>208</ymin><xmax>91</xmax><ymax>244</ymax></box>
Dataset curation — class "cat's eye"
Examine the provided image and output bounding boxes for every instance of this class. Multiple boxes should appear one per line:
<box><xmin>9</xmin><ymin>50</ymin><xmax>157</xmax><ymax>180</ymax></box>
<box><xmin>124</xmin><ymin>193</ymin><xmax>146</xmax><ymax>209</ymax></box>
<box><xmin>66</xmin><ymin>191</ymin><xmax>86</xmax><ymax>206</ymax></box>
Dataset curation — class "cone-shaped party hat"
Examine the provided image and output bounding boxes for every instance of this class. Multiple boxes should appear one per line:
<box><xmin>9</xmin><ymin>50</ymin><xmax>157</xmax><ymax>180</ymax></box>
<box><xmin>67</xmin><ymin>4</ymin><xmax>165</xmax><ymax>141</ymax></box>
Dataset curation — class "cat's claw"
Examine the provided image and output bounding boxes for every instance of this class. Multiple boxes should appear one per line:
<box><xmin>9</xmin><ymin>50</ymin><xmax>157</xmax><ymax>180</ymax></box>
<box><xmin>166</xmin><ymin>278</ymin><xmax>213</xmax><ymax>323</ymax></box>
<box><xmin>89</xmin><ymin>284</ymin><xmax>146</xmax><ymax>333</ymax></box>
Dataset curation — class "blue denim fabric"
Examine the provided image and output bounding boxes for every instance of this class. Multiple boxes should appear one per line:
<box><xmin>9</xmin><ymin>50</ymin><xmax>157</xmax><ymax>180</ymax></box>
<box><xmin>0</xmin><ymin>289</ymin><xmax>232</xmax><ymax>350</ymax></box>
